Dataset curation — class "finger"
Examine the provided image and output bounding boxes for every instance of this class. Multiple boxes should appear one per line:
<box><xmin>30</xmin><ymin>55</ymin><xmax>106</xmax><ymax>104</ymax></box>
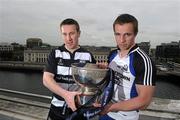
<box><xmin>77</xmin><ymin>91</ymin><xmax>82</xmax><ymax>94</ymax></box>
<box><xmin>100</xmin><ymin>110</ymin><xmax>107</xmax><ymax>115</ymax></box>
<box><xmin>71</xmin><ymin>102</ymin><xmax>77</xmax><ymax>111</ymax></box>
<box><xmin>72</xmin><ymin>91</ymin><xmax>81</xmax><ymax>95</ymax></box>
<box><xmin>93</xmin><ymin>103</ymin><xmax>101</xmax><ymax>107</ymax></box>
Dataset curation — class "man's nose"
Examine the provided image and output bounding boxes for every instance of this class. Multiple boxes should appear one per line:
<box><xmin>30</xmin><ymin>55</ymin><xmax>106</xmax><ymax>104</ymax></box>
<box><xmin>67</xmin><ymin>34</ymin><xmax>72</xmax><ymax>41</ymax></box>
<box><xmin>119</xmin><ymin>36</ymin><xmax>126</xmax><ymax>43</ymax></box>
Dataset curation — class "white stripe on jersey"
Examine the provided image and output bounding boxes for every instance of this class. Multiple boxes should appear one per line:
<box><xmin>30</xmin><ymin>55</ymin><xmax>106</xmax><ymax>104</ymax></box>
<box><xmin>55</xmin><ymin>50</ymin><xmax>70</xmax><ymax>59</ymax></box>
<box><xmin>74</xmin><ymin>52</ymin><xmax>92</xmax><ymax>62</ymax></box>
<box><xmin>51</xmin><ymin>96</ymin><xmax>65</xmax><ymax>107</ymax></box>
<box><xmin>57</xmin><ymin>66</ymin><xmax>71</xmax><ymax>75</ymax></box>
<box><xmin>137</xmin><ymin>48</ymin><xmax>152</xmax><ymax>85</ymax></box>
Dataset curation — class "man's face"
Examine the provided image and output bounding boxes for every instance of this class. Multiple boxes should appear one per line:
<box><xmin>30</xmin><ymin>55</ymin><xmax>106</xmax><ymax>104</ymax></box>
<box><xmin>61</xmin><ymin>25</ymin><xmax>80</xmax><ymax>50</ymax></box>
<box><xmin>114</xmin><ymin>23</ymin><xmax>136</xmax><ymax>51</ymax></box>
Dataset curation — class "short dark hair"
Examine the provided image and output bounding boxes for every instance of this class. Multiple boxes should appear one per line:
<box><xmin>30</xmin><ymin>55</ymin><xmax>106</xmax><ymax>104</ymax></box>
<box><xmin>60</xmin><ymin>18</ymin><xmax>80</xmax><ymax>32</ymax></box>
<box><xmin>113</xmin><ymin>14</ymin><xmax>138</xmax><ymax>36</ymax></box>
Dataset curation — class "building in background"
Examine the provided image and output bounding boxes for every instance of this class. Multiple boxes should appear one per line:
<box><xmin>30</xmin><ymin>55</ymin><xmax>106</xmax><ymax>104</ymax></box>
<box><xmin>26</xmin><ymin>38</ymin><xmax>42</xmax><ymax>49</ymax></box>
<box><xmin>11</xmin><ymin>42</ymin><xmax>25</xmax><ymax>61</ymax></box>
<box><xmin>24</xmin><ymin>47</ymin><xmax>51</xmax><ymax>63</ymax></box>
<box><xmin>0</xmin><ymin>42</ymin><xmax>14</xmax><ymax>61</ymax></box>
<box><xmin>156</xmin><ymin>41</ymin><xmax>180</xmax><ymax>63</ymax></box>
<box><xmin>24</xmin><ymin>38</ymin><xmax>52</xmax><ymax>63</ymax></box>
<box><xmin>82</xmin><ymin>46</ymin><xmax>111</xmax><ymax>62</ymax></box>
<box><xmin>0</xmin><ymin>38</ymin><xmax>158</xmax><ymax>64</ymax></box>
<box><xmin>138</xmin><ymin>42</ymin><xmax>150</xmax><ymax>55</ymax></box>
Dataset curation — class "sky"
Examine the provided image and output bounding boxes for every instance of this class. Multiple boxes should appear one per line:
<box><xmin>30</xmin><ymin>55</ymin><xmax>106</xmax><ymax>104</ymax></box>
<box><xmin>0</xmin><ymin>0</ymin><xmax>180</xmax><ymax>48</ymax></box>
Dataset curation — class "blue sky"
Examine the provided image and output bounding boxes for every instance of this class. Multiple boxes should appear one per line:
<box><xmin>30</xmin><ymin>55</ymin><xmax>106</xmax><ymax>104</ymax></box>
<box><xmin>0</xmin><ymin>0</ymin><xmax>180</xmax><ymax>48</ymax></box>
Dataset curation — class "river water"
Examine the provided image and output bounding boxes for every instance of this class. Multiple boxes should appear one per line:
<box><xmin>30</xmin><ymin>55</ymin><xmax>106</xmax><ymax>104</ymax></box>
<box><xmin>0</xmin><ymin>70</ymin><xmax>180</xmax><ymax>100</ymax></box>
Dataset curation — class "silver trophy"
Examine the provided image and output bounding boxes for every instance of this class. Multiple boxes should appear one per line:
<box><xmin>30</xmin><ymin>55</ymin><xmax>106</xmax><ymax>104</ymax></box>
<box><xmin>71</xmin><ymin>63</ymin><xmax>109</xmax><ymax>108</ymax></box>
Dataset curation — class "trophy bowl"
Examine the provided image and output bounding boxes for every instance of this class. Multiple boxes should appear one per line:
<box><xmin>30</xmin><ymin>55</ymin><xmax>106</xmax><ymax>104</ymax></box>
<box><xmin>71</xmin><ymin>63</ymin><xmax>109</xmax><ymax>108</ymax></box>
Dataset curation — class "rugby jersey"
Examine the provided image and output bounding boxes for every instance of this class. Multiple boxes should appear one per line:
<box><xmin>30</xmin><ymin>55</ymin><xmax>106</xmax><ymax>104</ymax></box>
<box><xmin>44</xmin><ymin>44</ymin><xmax>96</xmax><ymax>107</ymax></box>
<box><xmin>107</xmin><ymin>44</ymin><xmax>156</xmax><ymax>120</ymax></box>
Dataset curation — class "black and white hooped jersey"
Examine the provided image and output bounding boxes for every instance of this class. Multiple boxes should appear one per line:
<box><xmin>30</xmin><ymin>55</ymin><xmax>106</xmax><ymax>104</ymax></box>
<box><xmin>44</xmin><ymin>44</ymin><xmax>96</xmax><ymax>107</ymax></box>
<box><xmin>107</xmin><ymin>44</ymin><xmax>156</xmax><ymax>120</ymax></box>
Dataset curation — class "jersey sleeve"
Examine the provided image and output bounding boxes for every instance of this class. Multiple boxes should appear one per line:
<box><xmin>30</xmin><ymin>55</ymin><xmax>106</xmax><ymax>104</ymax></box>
<box><xmin>133</xmin><ymin>52</ymin><xmax>156</xmax><ymax>86</ymax></box>
<box><xmin>107</xmin><ymin>49</ymin><xmax>118</xmax><ymax>64</ymax></box>
<box><xmin>44</xmin><ymin>49</ymin><xmax>57</xmax><ymax>74</ymax></box>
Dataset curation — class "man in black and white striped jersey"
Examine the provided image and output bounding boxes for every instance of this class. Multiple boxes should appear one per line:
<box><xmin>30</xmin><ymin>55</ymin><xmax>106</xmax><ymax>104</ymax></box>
<box><xmin>43</xmin><ymin>18</ymin><xmax>96</xmax><ymax>120</ymax></box>
<box><xmin>98</xmin><ymin>14</ymin><xmax>156</xmax><ymax>120</ymax></box>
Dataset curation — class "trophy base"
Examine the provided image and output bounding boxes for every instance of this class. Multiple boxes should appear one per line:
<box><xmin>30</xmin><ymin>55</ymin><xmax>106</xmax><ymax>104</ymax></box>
<box><xmin>75</xmin><ymin>87</ymin><xmax>101</xmax><ymax>108</ymax></box>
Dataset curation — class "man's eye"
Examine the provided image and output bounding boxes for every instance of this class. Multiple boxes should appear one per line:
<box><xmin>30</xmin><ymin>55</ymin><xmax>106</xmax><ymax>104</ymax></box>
<box><xmin>125</xmin><ymin>33</ymin><xmax>132</xmax><ymax>36</ymax></box>
<box><xmin>70</xmin><ymin>32</ymin><xmax>75</xmax><ymax>35</ymax></box>
<box><xmin>62</xmin><ymin>33</ymin><xmax>67</xmax><ymax>36</ymax></box>
<box><xmin>114</xmin><ymin>33</ymin><xmax>120</xmax><ymax>36</ymax></box>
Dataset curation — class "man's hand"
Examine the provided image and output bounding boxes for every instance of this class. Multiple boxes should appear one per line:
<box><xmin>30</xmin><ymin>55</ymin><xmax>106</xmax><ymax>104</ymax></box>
<box><xmin>93</xmin><ymin>102</ymin><xmax>114</xmax><ymax>115</ymax></box>
<box><xmin>99</xmin><ymin>103</ymin><xmax>113</xmax><ymax>115</ymax></box>
<box><xmin>64</xmin><ymin>91</ymin><xmax>81</xmax><ymax>111</ymax></box>
<box><xmin>93</xmin><ymin>102</ymin><xmax>101</xmax><ymax>108</ymax></box>
<box><xmin>96</xmin><ymin>62</ymin><xmax>108</xmax><ymax>69</ymax></box>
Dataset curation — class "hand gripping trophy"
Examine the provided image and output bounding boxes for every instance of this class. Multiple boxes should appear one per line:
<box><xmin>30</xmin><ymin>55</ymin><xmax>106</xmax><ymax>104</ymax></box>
<box><xmin>67</xmin><ymin>63</ymin><xmax>114</xmax><ymax>120</ymax></box>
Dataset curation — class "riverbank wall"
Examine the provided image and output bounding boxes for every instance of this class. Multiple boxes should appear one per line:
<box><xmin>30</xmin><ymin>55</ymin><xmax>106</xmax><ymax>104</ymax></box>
<box><xmin>0</xmin><ymin>61</ymin><xmax>45</xmax><ymax>71</ymax></box>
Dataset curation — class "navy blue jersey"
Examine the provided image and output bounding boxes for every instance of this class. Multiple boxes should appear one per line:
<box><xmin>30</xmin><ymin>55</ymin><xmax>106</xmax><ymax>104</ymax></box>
<box><xmin>44</xmin><ymin>44</ymin><xmax>96</xmax><ymax>107</ymax></box>
<box><xmin>107</xmin><ymin>44</ymin><xmax>156</xmax><ymax>120</ymax></box>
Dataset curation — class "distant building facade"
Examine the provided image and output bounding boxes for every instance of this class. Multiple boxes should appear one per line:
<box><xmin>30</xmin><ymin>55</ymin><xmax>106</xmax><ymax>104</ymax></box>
<box><xmin>0</xmin><ymin>42</ymin><xmax>13</xmax><ymax>51</ymax></box>
<box><xmin>11</xmin><ymin>43</ymin><xmax>24</xmax><ymax>61</ymax></box>
<box><xmin>156</xmin><ymin>41</ymin><xmax>180</xmax><ymax>62</ymax></box>
<box><xmin>0</xmin><ymin>38</ymin><xmax>154</xmax><ymax>63</ymax></box>
<box><xmin>137</xmin><ymin>42</ymin><xmax>150</xmax><ymax>55</ymax></box>
<box><xmin>82</xmin><ymin>46</ymin><xmax>111</xmax><ymax>62</ymax></box>
<box><xmin>0</xmin><ymin>43</ymin><xmax>14</xmax><ymax>61</ymax></box>
<box><xmin>26</xmin><ymin>38</ymin><xmax>42</xmax><ymax>48</ymax></box>
<box><xmin>24</xmin><ymin>47</ymin><xmax>51</xmax><ymax>63</ymax></box>
<box><xmin>82</xmin><ymin>42</ymin><xmax>151</xmax><ymax>62</ymax></box>
<box><xmin>24</xmin><ymin>38</ymin><xmax>53</xmax><ymax>63</ymax></box>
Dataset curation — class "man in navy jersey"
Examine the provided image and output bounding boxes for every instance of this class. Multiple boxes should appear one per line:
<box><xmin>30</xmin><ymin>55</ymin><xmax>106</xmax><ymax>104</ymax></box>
<box><xmin>43</xmin><ymin>18</ymin><xmax>96</xmax><ymax>120</ymax></box>
<box><xmin>98</xmin><ymin>14</ymin><xmax>156</xmax><ymax>120</ymax></box>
